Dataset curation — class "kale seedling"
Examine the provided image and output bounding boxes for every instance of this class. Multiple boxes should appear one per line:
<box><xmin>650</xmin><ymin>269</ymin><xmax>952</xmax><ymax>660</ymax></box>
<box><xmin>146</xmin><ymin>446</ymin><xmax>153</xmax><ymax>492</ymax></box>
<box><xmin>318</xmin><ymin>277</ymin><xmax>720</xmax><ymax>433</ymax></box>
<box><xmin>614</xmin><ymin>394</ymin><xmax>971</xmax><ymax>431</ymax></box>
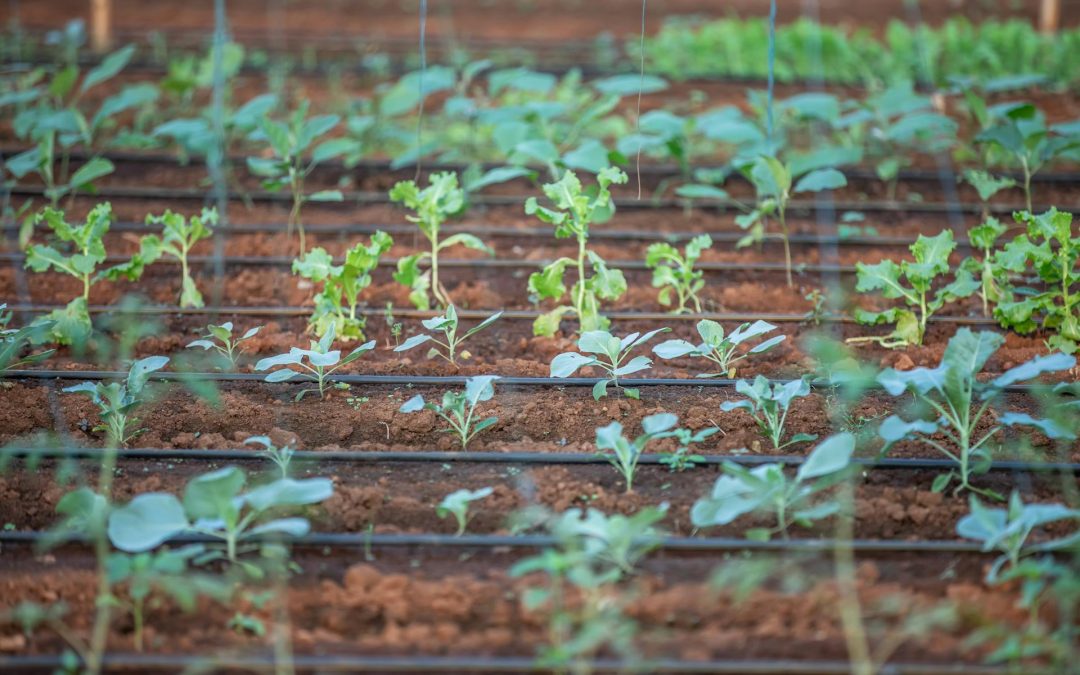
<box><xmin>390</xmin><ymin>172</ymin><xmax>492</xmax><ymax>310</ymax></box>
<box><xmin>659</xmin><ymin>426</ymin><xmax>719</xmax><ymax>472</ymax></box>
<box><xmin>550</xmin><ymin>328</ymin><xmax>669</xmax><ymax>400</ymax></box>
<box><xmin>254</xmin><ymin>323</ymin><xmax>376</xmax><ymax>400</ymax></box>
<box><xmin>691</xmin><ymin>432</ymin><xmax>855</xmax><ymax>540</ymax></box>
<box><xmin>960</xmin><ymin>217</ymin><xmax>1012</xmax><ymax>317</ymax></box>
<box><xmin>644</xmin><ymin>234</ymin><xmax>711</xmax><ymax>313</ymax></box>
<box><xmin>437</xmin><ymin>487</ymin><xmax>494</xmax><ymax>536</ymax></box>
<box><xmin>595</xmin><ymin>413</ymin><xmax>678</xmax><ymax>493</ymax></box>
<box><xmin>399</xmin><ymin>375</ymin><xmax>500</xmax><ymax>450</ymax></box>
<box><xmin>139</xmin><ymin>208</ymin><xmax>217</xmax><ymax>308</ymax></box>
<box><xmin>653</xmin><ymin>319</ymin><xmax>784</xmax><ymax>378</ymax></box>
<box><xmin>877</xmin><ymin>329</ymin><xmax>1075</xmax><ymax>497</ymax></box>
<box><xmin>63</xmin><ymin>356</ymin><xmax>169</xmax><ymax>446</ymax></box>
<box><xmin>527</xmin><ymin>167</ymin><xmax>628</xmax><ymax>336</ymax></box>
<box><xmin>394</xmin><ymin>305</ymin><xmax>502</xmax><ymax>365</ymax></box>
<box><xmin>186</xmin><ymin>322</ymin><xmax>262</xmax><ymax>371</ymax></box>
<box><xmin>720</xmin><ymin>375</ymin><xmax>817</xmax><ymax>450</ymax></box>
<box><xmin>293</xmin><ymin>231</ymin><xmax>393</xmax><ymax>340</ymax></box>
<box><xmin>244</xmin><ymin>436</ymin><xmax>295</xmax><ymax>479</ymax></box>
<box><xmin>849</xmin><ymin>229</ymin><xmax>978</xmax><ymax>348</ymax></box>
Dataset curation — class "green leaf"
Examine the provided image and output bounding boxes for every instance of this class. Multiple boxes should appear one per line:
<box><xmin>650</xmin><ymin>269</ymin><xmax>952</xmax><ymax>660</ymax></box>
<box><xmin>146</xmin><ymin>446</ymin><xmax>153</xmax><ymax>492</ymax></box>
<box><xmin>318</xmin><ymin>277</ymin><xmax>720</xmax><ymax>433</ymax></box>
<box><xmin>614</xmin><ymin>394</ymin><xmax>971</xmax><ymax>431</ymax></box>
<box><xmin>183</xmin><ymin>467</ymin><xmax>245</xmax><ymax>520</ymax></box>
<box><xmin>591</xmin><ymin>74</ymin><xmax>668</xmax><ymax>96</ymax></box>
<box><xmin>795</xmin><ymin>433</ymin><xmax>854</xmax><ymax>481</ymax></box>
<box><xmin>793</xmin><ymin>168</ymin><xmax>847</xmax><ymax>194</ymax></box>
<box><xmin>108</xmin><ymin>493</ymin><xmax>189</xmax><ymax>552</ymax></box>
<box><xmin>68</xmin><ymin>157</ymin><xmax>115</xmax><ymax>190</ymax></box>
<box><xmin>244</xmin><ymin>478</ymin><xmax>333</xmax><ymax>511</ymax></box>
<box><xmin>550</xmin><ymin>352</ymin><xmax>596</xmax><ymax>378</ymax></box>
<box><xmin>309</xmin><ymin>190</ymin><xmax>343</xmax><ymax>202</ymax></box>
<box><xmin>81</xmin><ymin>44</ymin><xmax>136</xmax><ymax>93</ymax></box>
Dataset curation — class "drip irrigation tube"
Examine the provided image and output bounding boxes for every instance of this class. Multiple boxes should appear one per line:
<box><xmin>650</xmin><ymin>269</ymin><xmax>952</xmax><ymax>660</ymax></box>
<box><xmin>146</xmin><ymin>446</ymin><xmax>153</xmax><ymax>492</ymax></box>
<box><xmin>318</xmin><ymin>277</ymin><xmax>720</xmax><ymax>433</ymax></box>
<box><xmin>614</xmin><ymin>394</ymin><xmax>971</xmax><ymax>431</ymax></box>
<box><xmin>5</xmin><ymin>445</ymin><xmax>1076</xmax><ymax>473</ymax></box>
<box><xmin>0</xmin><ymin>653</ymin><xmax>1010</xmax><ymax>674</ymax></box>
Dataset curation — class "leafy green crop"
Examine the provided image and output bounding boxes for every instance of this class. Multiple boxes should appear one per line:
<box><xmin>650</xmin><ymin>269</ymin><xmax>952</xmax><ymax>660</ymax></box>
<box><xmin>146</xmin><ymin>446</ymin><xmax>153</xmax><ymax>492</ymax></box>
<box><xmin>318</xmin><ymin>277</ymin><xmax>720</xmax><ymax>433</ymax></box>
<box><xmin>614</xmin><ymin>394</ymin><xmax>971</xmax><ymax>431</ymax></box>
<box><xmin>293</xmin><ymin>232</ymin><xmax>393</xmax><ymax>340</ymax></box>
<box><xmin>721</xmin><ymin>375</ymin><xmax>817</xmax><ymax>450</ymax></box>
<box><xmin>527</xmin><ymin>168</ymin><xmax>628</xmax><ymax>336</ymax></box>
<box><xmin>186</xmin><ymin>322</ymin><xmax>262</xmax><ymax>371</ymax></box>
<box><xmin>961</xmin><ymin>217</ymin><xmax>1011</xmax><ymax>317</ymax></box>
<box><xmin>691</xmin><ymin>432</ymin><xmax>855</xmax><ymax>540</ymax></box>
<box><xmin>645</xmin><ymin>234</ymin><xmax>711</xmax><ymax>313</ymax></box>
<box><xmin>63</xmin><ymin>356</ymin><xmax>169</xmax><ymax>446</ymax></box>
<box><xmin>390</xmin><ymin>172</ymin><xmax>491</xmax><ymax>310</ymax></box>
<box><xmin>877</xmin><ymin>329</ymin><xmax>1075</xmax><ymax>497</ymax></box>
<box><xmin>550</xmin><ymin>328</ymin><xmax>668</xmax><ymax>400</ymax></box>
<box><xmin>0</xmin><ymin>304</ymin><xmax>55</xmax><ymax>372</ymax></box>
<box><xmin>653</xmin><ymin>319</ymin><xmax>785</xmax><ymax>378</ymax></box>
<box><xmin>244</xmin><ymin>436</ymin><xmax>295</xmax><ymax>479</ymax></box>
<box><xmin>595</xmin><ymin>413</ymin><xmax>712</xmax><ymax>492</ymax></box>
<box><xmin>850</xmin><ymin>229</ymin><xmax>978</xmax><ymax>348</ymax></box>
<box><xmin>993</xmin><ymin>209</ymin><xmax>1080</xmax><ymax>354</ymax></box>
<box><xmin>658</xmin><ymin>426</ymin><xmax>718</xmax><ymax>472</ymax></box>
<box><xmin>136</xmin><ymin>208</ymin><xmax>217</xmax><ymax>308</ymax></box>
<box><xmin>437</xmin><ymin>487</ymin><xmax>493</xmax><ymax>536</ymax></box>
<box><xmin>393</xmin><ymin>305</ymin><xmax>502</xmax><ymax>365</ymax></box>
<box><xmin>399</xmin><ymin>375</ymin><xmax>500</xmax><ymax>450</ymax></box>
<box><xmin>254</xmin><ymin>324</ymin><xmax>375</xmax><ymax>400</ymax></box>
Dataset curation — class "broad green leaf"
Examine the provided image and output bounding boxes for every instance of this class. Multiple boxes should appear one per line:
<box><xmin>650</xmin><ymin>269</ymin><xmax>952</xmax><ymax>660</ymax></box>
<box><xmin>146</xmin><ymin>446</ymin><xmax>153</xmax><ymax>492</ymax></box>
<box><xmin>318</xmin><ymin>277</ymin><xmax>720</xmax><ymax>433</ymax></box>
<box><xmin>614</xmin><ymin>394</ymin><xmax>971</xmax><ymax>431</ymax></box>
<box><xmin>108</xmin><ymin>493</ymin><xmax>189</xmax><ymax>552</ymax></box>
<box><xmin>792</xmin><ymin>168</ymin><xmax>846</xmax><ymax>194</ymax></box>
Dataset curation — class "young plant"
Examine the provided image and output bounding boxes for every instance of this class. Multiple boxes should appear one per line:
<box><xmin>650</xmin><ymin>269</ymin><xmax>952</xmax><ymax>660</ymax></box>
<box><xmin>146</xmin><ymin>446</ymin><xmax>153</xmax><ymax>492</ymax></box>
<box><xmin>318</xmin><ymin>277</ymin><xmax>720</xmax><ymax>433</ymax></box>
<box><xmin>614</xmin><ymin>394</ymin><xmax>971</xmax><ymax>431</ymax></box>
<box><xmin>721</xmin><ymin>375</ymin><xmax>816</xmax><ymax>450</ymax></box>
<box><xmin>963</xmin><ymin>169</ymin><xmax>1016</xmax><ymax>220</ymax></box>
<box><xmin>254</xmin><ymin>324</ymin><xmax>376</xmax><ymax>401</ymax></box>
<box><xmin>0</xmin><ymin>304</ymin><xmax>55</xmax><ymax>371</ymax></box>
<box><xmin>960</xmin><ymin>217</ymin><xmax>1012</xmax><ymax>317</ymax></box>
<box><xmin>549</xmin><ymin>328</ymin><xmax>669</xmax><ymax>400</ymax></box>
<box><xmin>244</xmin><ymin>436</ymin><xmax>295</xmax><ymax>479</ymax></box>
<box><xmin>393</xmin><ymin>305</ymin><xmax>502</xmax><ymax>365</ymax></box>
<box><xmin>993</xmin><ymin>208</ymin><xmax>1080</xmax><ymax>354</ymax></box>
<box><xmin>736</xmin><ymin>155</ymin><xmax>847</xmax><ymax>287</ymax></box>
<box><xmin>595</xmin><ymin>413</ymin><xmax>677</xmax><ymax>493</ymax></box>
<box><xmin>139</xmin><ymin>208</ymin><xmax>217</xmax><ymax>308</ymax></box>
<box><xmin>293</xmin><ymin>231</ymin><xmax>393</xmax><ymax>340</ymax></box>
<box><xmin>437</xmin><ymin>487</ymin><xmax>494</xmax><ymax>536</ymax></box>
<box><xmin>106</xmin><ymin>465</ymin><xmax>334</xmax><ymax>576</ymax></box>
<box><xmin>653</xmin><ymin>319</ymin><xmax>785</xmax><ymax>378</ymax></box>
<box><xmin>63</xmin><ymin>356</ymin><xmax>169</xmax><ymax>446</ymax></box>
<box><xmin>527</xmin><ymin>167</ymin><xmax>629</xmax><ymax>336</ymax></box>
<box><xmin>246</xmin><ymin>100</ymin><xmax>355</xmax><ymax>254</ymax></box>
<box><xmin>849</xmin><ymin>229</ymin><xmax>978</xmax><ymax>348</ymax></box>
<box><xmin>24</xmin><ymin>203</ymin><xmax>158</xmax><ymax>345</ymax></box>
<box><xmin>390</xmin><ymin>172</ymin><xmax>492</xmax><ymax>310</ymax></box>
<box><xmin>398</xmin><ymin>375</ymin><xmax>500</xmax><ymax>450</ymax></box>
<box><xmin>877</xmin><ymin>329</ymin><xmax>1075</xmax><ymax>497</ymax></box>
<box><xmin>691</xmin><ymin>432</ymin><xmax>855</xmax><ymax>540</ymax></box>
<box><xmin>645</xmin><ymin>234</ymin><xmax>712</xmax><ymax>313</ymax></box>
<box><xmin>185</xmin><ymin>322</ymin><xmax>262</xmax><ymax>370</ymax></box>
<box><xmin>659</xmin><ymin>426</ymin><xmax>719</xmax><ymax>472</ymax></box>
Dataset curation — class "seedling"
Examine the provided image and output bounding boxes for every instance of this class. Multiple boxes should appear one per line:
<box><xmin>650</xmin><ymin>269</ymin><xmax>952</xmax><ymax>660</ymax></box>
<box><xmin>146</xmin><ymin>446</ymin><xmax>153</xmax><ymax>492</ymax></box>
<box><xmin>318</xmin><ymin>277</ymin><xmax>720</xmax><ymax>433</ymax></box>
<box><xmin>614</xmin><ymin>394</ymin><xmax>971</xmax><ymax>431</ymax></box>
<box><xmin>653</xmin><ymin>319</ymin><xmax>785</xmax><ymax>378</ymax></box>
<box><xmin>399</xmin><ymin>375</ymin><xmax>500</xmax><ymax>450</ymax></box>
<box><xmin>293</xmin><ymin>232</ymin><xmax>393</xmax><ymax>340</ymax></box>
<box><xmin>390</xmin><ymin>172</ymin><xmax>491</xmax><ymax>309</ymax></box>
<box><xmin>992</xmin><ymin>209</ymin><xmax>1080</xmax><ymax>354</ymax></box>
<box><xmin>437</xmin><ymin>487</ymin><xmax>493</xmax><ymax>536</ymax></box>
<box><xmin>549</xmin><ymin>328</ymin><xmax>669</xmax><ymax>400</ymax></box>
<box><xmin>246</xmin><ymin>100</ymin><xmax>355</xmax><ymax>253</ymax></box>
<box><xmin>957</xmin><ymin>491</ymin><xmax>1080</xmax><ymax>582</ymax></box>
<box><xmin>849</xmin><ymin>229</ymin><xmax>978</xmax><ymax>348</ymax></box>
<box><xmin>659</xmin><ymin>426</ymin><xmax>719</xmax><ymax>472</ymax></box>
<box><xmin>394</xmin><ymin>305</ymin><xmax>502</xmax><ymax>365</ymax></box>
<box><xmin>244</xmin><ymin>436</ymin><xmax>295</xmax><ymax>479</ymax></box>
<box><xmin>736</xmin><ymin>155</ymin><xmax>847</xmax><ymax>287</ymax></box>
<box><xmin>721</xmin><ymin>375</ymin><xmax>816</xmax><ymax>450</ymax></box>
<box><xmin>645</xmin><ymin>234</ymin><xmax>712</xmax><ymax>313</ymax></box>
<box><xmin>139</xmin><ymin>208</ymin><xmax>217</xmax><ymax>308</ymax></box>
<box><xmin>960</xmin><ymin>217</ymin><xmax>1011</xmax><ymax>317</ymax></box>
<box><xmin>63</xmin><ymin>356</ymin><xmax>169</xmax><ymax>446</ymax></box>
<box><xmin>106</xmin><ymin>465</ymin><xmax>333</xmax><ymax>576</ymax></box>
<box><xmin>595</xmin><ymin>413</ymin><xmax>677</xmax><ymax>493</ymax></box>
<box><xmin>25</xmin><ymin>203</ymin><xmax>158</xmax><ymax>345</ymax></box>
<box><xmin>691</xmin><ymin>432</ymin><xmax>855</xmax><ymax>539</ymax></box>
<box><xmin>527</xmin><ymin>168</ymin><xmax>629</xmax><ymax>336</ymax></box>
<box><xmin>963</xmin><ymin>169</ymin><xmax>1016</xmax><ymax>220</ymax></box>
<box><xmin>877</xmin><ymin>329</ymin><xmax>1075</xmax><ymax>497</ymax></box>
<box><xmin>0</xmin><ymin>304</ymin><xmax>55</xmax><ymax>371</ymax></box>
<box><xmin>186</xmin><ymin>322</ymin><xmax>262</xmax><ymax>371</ymax></box>
<box><xmin>254</xmin><ymin>324</ymin><xmax>376</xmax><ymax>400</ymax></box>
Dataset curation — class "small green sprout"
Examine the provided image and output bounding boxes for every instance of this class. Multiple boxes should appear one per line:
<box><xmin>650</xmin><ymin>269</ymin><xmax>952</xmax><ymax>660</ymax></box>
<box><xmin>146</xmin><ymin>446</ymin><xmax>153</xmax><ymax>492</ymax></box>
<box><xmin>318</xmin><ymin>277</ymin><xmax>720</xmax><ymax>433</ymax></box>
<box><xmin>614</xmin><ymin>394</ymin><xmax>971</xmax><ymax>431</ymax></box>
<box><xmin>437</xmin><ymin>487</ymin><xmax>494</xmax><ymax>536</ymax></box>
<box><xmin>63</xmin><ymin>356</ymin><xmax>169</xmax><ymax>446</ymax></box>
<box><xmin>244</xmin><ymin>436</ymin><xmax>295</xmax><ymax>479</ymax></box>
<box><xmin>720</xmin><ymin>375</ymin><xmax>817</xmax><ymax>450</ymax></box>
<box><xmin>652</xmin><ymin>319</ymin><xmax>784</xmax><ymax>378</ymax></box>
<box><xmin>645</xmin><ymin>234</ymin><xmax>712</xmax><ymax>313</ymax></box>
<box><xmin>139</xmin><ymin>208</ymin><xmax>217</xmax><ymax>308</ymax></box>
<box><xmin>394</xmin><ymin>305</ymin><xmax>502</xmax><ymax>365</ymax></box>
<box><xmin>399</xmin><ymin>375</ymin><xmax>500</xmax><ymax>450</ymax></box>
<box><xmin>550</xmin><ymin>328</ymin><xmax>669</xmax><ymax>400</ymax></box>
<box><xmin>186</xmin><ymin>322</ymin><xmax>262</xmax><ymax>370</ymax></box>
<box><xmin>254</xmin><ymin>323</ymin><xmax>375</xmax><ymax>401</ymax></box>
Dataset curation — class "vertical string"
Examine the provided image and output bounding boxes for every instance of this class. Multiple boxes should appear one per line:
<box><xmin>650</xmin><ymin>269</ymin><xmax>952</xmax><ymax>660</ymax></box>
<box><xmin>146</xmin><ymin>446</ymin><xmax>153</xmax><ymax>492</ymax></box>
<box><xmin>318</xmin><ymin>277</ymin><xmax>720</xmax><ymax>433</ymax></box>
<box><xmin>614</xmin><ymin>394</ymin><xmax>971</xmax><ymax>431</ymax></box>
<box><xmin>209</xmin><ymin>0</ymin><xmax>228</xmax><ymax>312</ymax></box>
<box><xmin>635</xmin><ymin>0</ymin><xmax>646</xmax><ymax>199</ymax></box>
<box><xmin>414</xmin><ymin>0</ymin><xmax>428</xmax><ymax>181</ymax></box>
<box><xmin>766</xmin><ymin>0</ymin><xmax>777</xmax><ymax>147</ymax></box>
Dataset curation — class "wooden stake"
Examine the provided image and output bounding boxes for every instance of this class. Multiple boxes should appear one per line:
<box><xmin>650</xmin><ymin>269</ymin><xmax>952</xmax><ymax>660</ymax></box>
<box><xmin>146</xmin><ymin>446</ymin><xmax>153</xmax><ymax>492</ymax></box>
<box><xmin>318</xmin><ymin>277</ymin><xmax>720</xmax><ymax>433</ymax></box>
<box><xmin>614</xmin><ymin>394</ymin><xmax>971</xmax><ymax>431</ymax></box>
<box><xmin>1039</xmin><ymin>0</ymin><xmax>1060</xmax><ymax>34</ymax></box>
<box><xmin>90</xmin><ymin>0</ymin><xmax>113</xmax><ymax>52</ymax></box>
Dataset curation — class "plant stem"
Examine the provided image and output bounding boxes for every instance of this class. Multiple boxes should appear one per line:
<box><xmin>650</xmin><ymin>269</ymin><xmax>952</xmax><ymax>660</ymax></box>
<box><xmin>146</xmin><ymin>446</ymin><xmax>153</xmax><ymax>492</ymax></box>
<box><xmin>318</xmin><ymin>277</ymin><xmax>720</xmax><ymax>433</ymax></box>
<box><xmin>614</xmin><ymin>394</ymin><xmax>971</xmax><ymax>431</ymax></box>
<box><xmin>1021</xmin><ymin>157</ymin><xmax>1032</xmax><ymax>213</ymax></box>
<box><xmin>575</xmin><ymin>231</ymin><xmax>588</xmax><ymax>330</ymax></box>
<box><xmin>778</xmin><ymin>207</ymin><xmax>793</xmax><ymax>288</ymax></box>
<box><xmin>86</xmin><ymin>443</ymin><xmax>119</xmax><ymax>675</ymax></box>
<box><xmin>834</xmin><ymin>480</ymin><xmax>874</xmax><ymax>675</ymax></box>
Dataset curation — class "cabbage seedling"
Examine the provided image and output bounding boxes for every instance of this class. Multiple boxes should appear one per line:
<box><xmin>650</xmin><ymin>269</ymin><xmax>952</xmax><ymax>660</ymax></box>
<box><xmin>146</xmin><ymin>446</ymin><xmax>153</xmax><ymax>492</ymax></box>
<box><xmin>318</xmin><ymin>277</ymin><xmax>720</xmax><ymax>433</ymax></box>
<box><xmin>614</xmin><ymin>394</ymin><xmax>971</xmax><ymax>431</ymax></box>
<box><xmin>399</xmin><ymin>375</ymin><xmax>500</xmax><ymax>450</ymax></box>
<box><xmin>721</xmin><ymin>375</ymin><xmax>817</xmax><ymax>450</ymax></box>
<box><xmin>0</xmin><ymin>304</ymin><xmax>55</xmax><ymax>371</ymax></box>
<box><xmin>659</xmin><ymin>426</ymin><xmax>719</xmax><ymax>472</ymax></box>
<box><xmin>244</xmin><ymin>436</ymin><xmax>295</xmax><ymax>479</ymax></box>
<box><xmin>139</xmin><ymin>208</ymin><xmax>217</xmax><ymax>308</ymax></box>
<box><xmin>394</xmin><ymin>305</ymin><xmax>502</xmax><ymax>365</ymax></box>
<box><xmin>254</xmin><ymin>323</ymin><xmax>376</xmax><ymax>401</ymax></box>
<box><xmin>595</xmin><ymin>413</ymin><xmax>678</xmax><ymax>493</ymax></box>
<box><xmin>849</xmin><ymin>229</ymin><xmax>978</xmax><ymax>348</ymax></box>
<box><xmin>653</xmin><ymin>319</ymin><xmax>785</xmax><ymax>378</ymax></box>
<box><xmin>390</xmin><ymin>172</ymin><xmax>492</xmax><ymax>310</ymax></box>
<box><xmin>645</xmin><ymin>234</ymin><xmax>712</xmax><ymax>313</ymax></box>
<box><xmin>293</xmin><ymin>232</ymin><xmax>393</xmax><ymax>340</ymax></box>
<box><xmin>960</xmin><ymin>216</ymin><xmax>1011</xmax><ymax>317</ymax></box>
<box><xmin>186</xmin><ymin>322</ymin><xmax>262</xmax><ymax>371</ymax></box>
<box><xmin>877</xmin><ymin>329</ymin><xmax>1075</xmax><ymax>498</ymax></box>
<box><xmin>527</xmin><ymin>168</ymin><xmax>628</xmax><ymax>336</ymax></box>
<box><xmin>691</xmin><ymin>432</ymin><xmax>855</xmax><ymax>540</ymax></box>
<box><xmin>63</xmin><ymin>356</ymin><xmax>169</xmax><ymax>446</ymax></box>
<box><xmin>550</xmin><ymin>328</ymin><xmax>669</xmax><ymax>400</ymax></box>
<box><xmin>437</xmin><ymin>487</ymin><xmax>494</xmax><ymax>535</ymax></box>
